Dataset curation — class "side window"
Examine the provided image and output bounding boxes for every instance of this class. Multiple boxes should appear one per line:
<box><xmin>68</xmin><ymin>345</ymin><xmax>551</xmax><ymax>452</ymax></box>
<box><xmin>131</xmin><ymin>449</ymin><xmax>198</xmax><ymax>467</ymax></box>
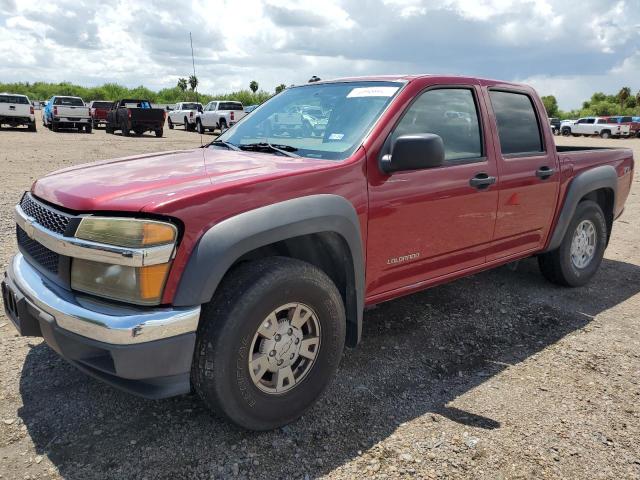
<box><xmin>586</xmin><ymin>118</ymin><xmax>595</xmax><ymax>124</ymax></box>
<box><xmin>489</xmin><ymin>90</ymin><xmax>543</xmax><ymax>156</ymax></box>
<box><xmin>392</xmin><ymin>88</ymin><xmax>482</xmax><ymax>163</ymax></box>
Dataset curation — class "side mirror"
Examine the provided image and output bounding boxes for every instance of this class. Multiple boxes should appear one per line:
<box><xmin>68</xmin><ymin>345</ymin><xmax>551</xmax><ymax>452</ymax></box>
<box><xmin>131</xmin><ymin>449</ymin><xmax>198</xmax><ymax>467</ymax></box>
<box><xmin>380</xmin><ymin>133</ymin><xmax>445</xmax><ymax>174</ymax></box>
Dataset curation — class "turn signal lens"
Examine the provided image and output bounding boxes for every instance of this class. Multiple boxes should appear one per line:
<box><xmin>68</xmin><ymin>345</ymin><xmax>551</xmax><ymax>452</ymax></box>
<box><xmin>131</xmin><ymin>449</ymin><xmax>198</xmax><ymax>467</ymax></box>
<box><xmin>75</xmin><ymin>218</ymin><xmax>177</xmax><ymax>248</ymax></box>
<box><xmin>71</xmin><ymin>259</ymin><xmax>172</xmax><ymax>305</ymax></box>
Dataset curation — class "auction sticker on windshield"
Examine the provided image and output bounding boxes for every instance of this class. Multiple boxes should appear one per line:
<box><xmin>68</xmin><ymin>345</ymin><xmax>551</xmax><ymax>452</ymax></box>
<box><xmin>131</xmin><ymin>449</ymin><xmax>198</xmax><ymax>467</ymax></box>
<box><xmin>347</xmin><ymin>86</ymin><xmax>399</xmax><ymax>98</ymax></box>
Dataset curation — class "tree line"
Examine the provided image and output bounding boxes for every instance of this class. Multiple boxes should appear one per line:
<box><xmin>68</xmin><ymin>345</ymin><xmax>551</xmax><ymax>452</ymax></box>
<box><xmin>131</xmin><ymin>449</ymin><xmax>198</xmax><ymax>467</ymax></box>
<box><xmin>543</xmin><ymin>87</ymin><xmax>640</xmax><ymax>119</ymax></box>
<box><xmin>0</xmin><ymin>79</ymin><xmax>279</xmax><ymax>106</ymax></box>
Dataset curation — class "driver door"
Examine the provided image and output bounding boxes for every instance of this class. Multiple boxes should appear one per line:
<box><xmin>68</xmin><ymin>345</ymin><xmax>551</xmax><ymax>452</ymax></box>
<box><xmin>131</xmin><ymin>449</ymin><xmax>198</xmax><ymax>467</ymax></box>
<box><xmin>366</xmin><ymin>84</ymin><xmax>499</xmax><ymax>299</ymax></box>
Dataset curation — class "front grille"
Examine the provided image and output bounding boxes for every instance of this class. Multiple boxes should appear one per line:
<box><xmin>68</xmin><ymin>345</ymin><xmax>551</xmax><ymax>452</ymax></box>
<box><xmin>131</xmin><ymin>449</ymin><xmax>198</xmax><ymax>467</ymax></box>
<box><xmin>20</xmin><ymin>194</ymin><xmax>70</xmax><ymax>235</ymax></box>
<box><xmin>17</xmin><ymin>226</ymin><xmax>59</xmax><ymax>274</ymax></box>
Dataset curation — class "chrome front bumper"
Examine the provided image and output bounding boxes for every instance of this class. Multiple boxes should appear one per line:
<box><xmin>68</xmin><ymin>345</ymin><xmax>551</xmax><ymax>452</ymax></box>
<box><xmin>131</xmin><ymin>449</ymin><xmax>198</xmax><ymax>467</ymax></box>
<box><xmin>4</xmin><ymin>253</ymin><xmax>200</xmax><ymax>345</ymax></box>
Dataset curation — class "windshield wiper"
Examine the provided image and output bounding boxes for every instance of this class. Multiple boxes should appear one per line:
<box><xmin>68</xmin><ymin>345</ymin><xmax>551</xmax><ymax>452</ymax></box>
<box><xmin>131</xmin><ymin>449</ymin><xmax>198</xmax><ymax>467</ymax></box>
<box><xmin>205</xmin><ymin>139</ymin><xmax>241</xmax><ymax>151</ymax></box>
<box><xmin>239</xmin><ymin>142</ymin><xmax>300</xmax><ymax>158</ymax></box>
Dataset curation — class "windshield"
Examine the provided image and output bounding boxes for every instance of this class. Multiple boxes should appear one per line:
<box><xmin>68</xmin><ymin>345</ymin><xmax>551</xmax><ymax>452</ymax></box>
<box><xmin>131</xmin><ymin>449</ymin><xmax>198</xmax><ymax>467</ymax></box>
<box><xmin>216</xmin><ymin>81</ymin><xmax>403</xmax><ymax>160</ymax></box>
<box><xmin>54</xmin><ymin>97</ymin><xmax>84</xmax><ymax>106</ymax></box>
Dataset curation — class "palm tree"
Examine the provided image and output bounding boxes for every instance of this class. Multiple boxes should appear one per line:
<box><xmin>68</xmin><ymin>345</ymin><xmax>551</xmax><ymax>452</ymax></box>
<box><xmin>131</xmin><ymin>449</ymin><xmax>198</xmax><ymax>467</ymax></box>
<box><xmin>617</xmin><ymin>87</ymin><xmax>631</xmax><ymax>111</ymax></box>
<box><xmin>249</xmin><ymin>80</ymin><xmax>259</xmax><ymax>93</ymax></box>
<box><xmin>188</xmin><ymin>75</ymin><xmax>198</xmax><ymax>91</ymax></box>
<box><xmin>177</xmin><ymin>78</ymin><xmax>188</xmax><ymax>92</ymax></box>
<box><xmin>275</xmin><ymin>83</ymin><xmax>287</xmax><ymax>94</ymax></box>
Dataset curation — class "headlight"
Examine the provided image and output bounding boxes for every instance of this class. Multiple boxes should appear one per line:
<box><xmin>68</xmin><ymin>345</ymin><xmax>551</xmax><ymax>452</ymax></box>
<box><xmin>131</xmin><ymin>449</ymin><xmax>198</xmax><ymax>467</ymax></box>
<box><xmin>71</xmin><ymin>217</ymin><xmax>177</xmax><ymax>305</ymax></box>
<box><xmin>71</xmin><ymin>259</ymin><xmax>172</xmax><ymax>305</ymax></box>
<box><xmin>75</xmin><ymin>217</ymin><xmax>177</xmax><ymax>248</ymax></box>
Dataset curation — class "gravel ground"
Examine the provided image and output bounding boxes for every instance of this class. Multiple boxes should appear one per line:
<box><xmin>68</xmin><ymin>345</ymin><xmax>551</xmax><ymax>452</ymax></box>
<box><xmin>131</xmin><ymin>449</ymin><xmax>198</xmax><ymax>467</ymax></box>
<box><xmin>0</xmin><ymin>116</ymin><xmax>639</xmax><ymax>480</ymax></box>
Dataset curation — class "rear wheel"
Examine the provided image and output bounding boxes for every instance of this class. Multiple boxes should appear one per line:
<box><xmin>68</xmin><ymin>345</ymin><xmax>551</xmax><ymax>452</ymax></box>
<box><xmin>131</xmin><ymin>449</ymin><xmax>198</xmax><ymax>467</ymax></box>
<box><xmin>219</xmin><ymin>118</ymin><xmax>228</xmax><ymax>132</ymax></box>
<box><xmin>184</xmin><ymin>117</ymin><xmax>189</xmax><ymax>131</ymax></box>
<box><xmin>538</xmin><ymin>200</ymin><xmax>607</xmax><ymax>287</ymax></box>
<box><xmin>155</xmin><ymin>128</ymin><xmax>163</xmax><ymax>137</ymax></box>
<box><xmin>85</xmin><ymin>124</ymin><xmax>92</xmax><ymax>134</ymax></box>
<box><xmin>600</xmin><ymin>130</ymin><xmax>611</xmax><ymax>139</ymax></box>
<box><xmin>28</xmin><ymin>121</ymin><xmax>36</xmax><ymax>132</ymax></box>
<box><xmin>192</xmin><ymin>257</ymin><xmax>345</xmax><ymax>430</ymax></box>
<box><xmin>134</xmin><ymin>127</ymin><xmax>144</xmax><ymax>136</ymax></box>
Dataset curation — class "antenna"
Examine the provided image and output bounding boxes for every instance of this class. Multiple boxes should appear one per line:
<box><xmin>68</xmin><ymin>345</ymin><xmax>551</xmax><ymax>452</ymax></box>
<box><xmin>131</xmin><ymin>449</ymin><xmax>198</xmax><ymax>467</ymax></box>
<box><xmin>190</xmin><ymin>31</ymin><xmax>203</xmax><ymax>146</ymax></box>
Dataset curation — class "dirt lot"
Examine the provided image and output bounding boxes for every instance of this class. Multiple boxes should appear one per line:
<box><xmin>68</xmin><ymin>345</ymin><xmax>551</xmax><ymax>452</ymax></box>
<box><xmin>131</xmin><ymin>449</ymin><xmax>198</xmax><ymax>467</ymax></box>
<box><xmin>0</xmin><ymin>115</ymin><xmax>639</xmax><ymax>479</ymax></box>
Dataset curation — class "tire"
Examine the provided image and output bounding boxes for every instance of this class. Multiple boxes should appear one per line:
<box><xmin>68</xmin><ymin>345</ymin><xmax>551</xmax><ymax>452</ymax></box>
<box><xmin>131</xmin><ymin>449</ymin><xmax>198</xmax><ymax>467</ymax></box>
<box><xmin>184</xmin><ymin>117</ymin><xmax>189</xmax><ymax>131</ymax></box>
<box><xmin>538</xmin><ymin>200</ymin><xmax>607</xmax><ymax>287</ymax></box>
<box><xmin>600</xmin><ymin>130</ymin><xmax>610</xmax><ymax>139</ymax></box>
<box><xmin>51</xmin><ymin>123</ymin><xmax>58</xmax><ymax>132</ymax></box>
<box><xmin>106</xmin><ymin>124</ymin><xmax>113</xmax><ymax>134</ymax></box>
<box><xmin>192</xmin><ymin>257</ymin><xmax>346</xmax><ymax>430</ymax></box>
<box><xmin>168</xmin><ymin>118</ymin><xmax>174</xmax><ymax>129</ymax></box>
<box><xmin>134</xmin><ymin>128</ymin><xmax>144</xmax><ymax>136</ymax></box>
<box><xmin>561</xmin><ymin>128</ymin><xmax>571</xmax><ymax>136</ymax></box>
<box><xmin>85</xmin><ymin>124</ymin><xmax>92</xmax><ymax>134</ymax></box>
<box><xmin>219</xmin><ymin>119</ymin><xmax>228</xmax><ymax>132</ymax></box>
<box><xmin>28</xmin><ymin>121</ymin><xmax>36</xmax><ymax>132</ymax></box>
<box><xmin>196</xmin><ymin>120</ymin><xmax>205</xmax><ymax>134</ymax></box>
<box><xmin>155</xmin><ymin>128</ymin><xmax>163</xmax><ymax>137</ymax></box>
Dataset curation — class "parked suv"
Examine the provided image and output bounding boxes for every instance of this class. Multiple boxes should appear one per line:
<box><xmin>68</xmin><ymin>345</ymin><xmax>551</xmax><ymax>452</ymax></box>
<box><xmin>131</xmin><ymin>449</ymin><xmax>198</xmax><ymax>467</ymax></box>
<box><xmin>3</xmin><ymin>75</ymin><xmax>634</xmax><ymax>430</ymax></box>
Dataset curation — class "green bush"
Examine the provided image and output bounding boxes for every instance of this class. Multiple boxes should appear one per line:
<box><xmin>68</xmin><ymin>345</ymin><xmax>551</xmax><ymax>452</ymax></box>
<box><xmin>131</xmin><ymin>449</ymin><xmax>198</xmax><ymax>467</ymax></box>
<box><xmin>0</xmin><ymin>81</ymin><xmax>273</xmax><ymax>106</ymax></box>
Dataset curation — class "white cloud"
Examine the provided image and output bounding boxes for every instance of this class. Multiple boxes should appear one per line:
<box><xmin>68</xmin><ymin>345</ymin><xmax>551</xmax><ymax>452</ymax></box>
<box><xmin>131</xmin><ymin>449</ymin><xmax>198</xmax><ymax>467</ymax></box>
<box><xmin>0</xmin><ymin>0</ymin><xmax>638</xmax><ymax>108</ymax></box>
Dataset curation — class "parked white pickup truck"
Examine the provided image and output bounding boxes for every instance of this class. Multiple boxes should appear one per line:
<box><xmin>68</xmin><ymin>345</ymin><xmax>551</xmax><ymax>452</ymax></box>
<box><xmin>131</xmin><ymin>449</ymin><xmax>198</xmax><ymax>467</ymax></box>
<box><xmin>195</xmin><ymin>100</ymin><xmax>246</xmax><ymax>134</ymax></box>
<box><xmin>167</xmin><ymin>102</ymin><xmax>202</xmax><ymax>131</ymax></box>
<box><xmin>0</xmin><ymin>93</ymin><xmax>36</xmax><ymax>131</ymax></box>
<box><xmin>561</xmin><ymin>117</ymin><xmax>630</xmax><ymax>139</ymax></box>
<box><xmin>43</xmin><ymin>96</ymin><xmax>92</xmax><ymax>133</ymax></box>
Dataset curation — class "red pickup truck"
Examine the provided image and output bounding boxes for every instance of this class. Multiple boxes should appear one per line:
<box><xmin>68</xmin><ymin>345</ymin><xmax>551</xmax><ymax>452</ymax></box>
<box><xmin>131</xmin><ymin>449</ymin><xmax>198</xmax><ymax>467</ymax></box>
<box><xmin>88</xmin><ymin>100</ymin><xmax>112</xmax><ymax>129</ymax></box>
<box><xmin>2</xmin><ymin>75</ymin><xmax>634</xmax><ymax>430</ymax></box>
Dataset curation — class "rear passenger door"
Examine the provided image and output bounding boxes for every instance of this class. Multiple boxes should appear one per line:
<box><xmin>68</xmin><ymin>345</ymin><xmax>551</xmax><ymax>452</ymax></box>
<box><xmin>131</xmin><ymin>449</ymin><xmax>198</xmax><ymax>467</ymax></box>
<box><xmin>484</xmin><ymin>88</ymin><xmax>560</xmax><ymax>260</ymax></box>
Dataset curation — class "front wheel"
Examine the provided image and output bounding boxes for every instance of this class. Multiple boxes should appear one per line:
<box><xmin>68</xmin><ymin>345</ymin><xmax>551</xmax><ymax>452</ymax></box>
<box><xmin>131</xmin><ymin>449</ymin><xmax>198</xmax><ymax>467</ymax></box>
<box><xmin>197</xmin><ymin>120</ymin><xmax>205</xmax><ymax>134</ymax></box>
<box><xmin>192</xmin><ymin>257</ymin><xmax>346</xmax><ymax>430</ymax></box>
<box><xmin>168</xmin><ymin>118</ymin><xmax>174</xmax><ymax>129</ymax></box>
<box><xmin>538</xmin><ymin>200</ymin><xmax>607</xmax><ymax>287</ymax></box>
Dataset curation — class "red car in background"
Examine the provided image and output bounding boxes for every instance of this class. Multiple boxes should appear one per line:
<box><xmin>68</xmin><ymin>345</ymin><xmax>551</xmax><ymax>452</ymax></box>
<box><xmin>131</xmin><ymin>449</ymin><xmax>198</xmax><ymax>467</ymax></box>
<box><xmin>602</xmin><ymin>116</ymin><xmax>640</xmax><ymax>138</ymax></box>
<box><xmin>88</xmin><ymin>100</ymin><xmax>112</xmax><ymax>129</ymax></box>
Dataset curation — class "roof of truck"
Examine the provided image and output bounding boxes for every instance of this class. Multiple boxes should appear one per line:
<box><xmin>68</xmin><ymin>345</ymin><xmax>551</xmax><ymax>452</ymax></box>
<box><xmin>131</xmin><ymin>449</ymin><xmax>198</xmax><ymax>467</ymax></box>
<box><xmin>304</xmin><ymin>74</ymin><xmax>528</xmax><ymax>88</ymax></box>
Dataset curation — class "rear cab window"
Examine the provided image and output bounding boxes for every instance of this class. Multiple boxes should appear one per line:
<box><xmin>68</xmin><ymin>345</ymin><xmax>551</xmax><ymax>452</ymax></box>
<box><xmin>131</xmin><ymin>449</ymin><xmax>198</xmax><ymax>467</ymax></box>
<box><xmin>489</xmin><ymin>90</ymin><xmax>544</xmax><ymax>156</ymax></box>
<box><xmin>219</xmin><ymin>102</ymin><xmax>244</xmax><ymax>111</ymax></box>
<box><xmin>54</xmin><ymin>97</ymin><xmax>84</xmax><ymax>107</ymax></box>
<box><xmin>0</xmin><ymin>95</ymin><xmax>29</xmax><ymax>104</ymax></box>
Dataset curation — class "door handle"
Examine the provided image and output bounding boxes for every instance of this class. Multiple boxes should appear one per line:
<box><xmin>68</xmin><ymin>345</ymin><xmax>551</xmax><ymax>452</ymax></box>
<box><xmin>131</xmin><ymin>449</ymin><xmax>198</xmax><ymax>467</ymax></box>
<box><xmin>535</xmin><ymin>166</ymin><xmax>555</xmax><ymax>179</ymax></box>
<box><xmin>469</xmin><ymin>173</ymin><xmax>496</xmax><ymax>189</ymax></box>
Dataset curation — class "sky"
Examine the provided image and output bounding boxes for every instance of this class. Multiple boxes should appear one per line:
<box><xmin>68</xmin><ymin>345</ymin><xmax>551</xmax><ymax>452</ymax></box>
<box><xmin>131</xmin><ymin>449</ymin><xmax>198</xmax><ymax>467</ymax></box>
<box><xmin>0</xmin><ymin>0</ymin><xmax>638</xmax><ymax>110</ymax></box>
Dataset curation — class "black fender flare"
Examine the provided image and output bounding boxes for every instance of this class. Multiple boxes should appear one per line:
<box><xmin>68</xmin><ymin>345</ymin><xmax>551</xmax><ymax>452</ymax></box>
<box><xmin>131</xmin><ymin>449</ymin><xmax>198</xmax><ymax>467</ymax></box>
<box><xmin>173</xmin><ymin>194</ymin><xmax>365</xmax><ymax>345</ymax></box>
<box><xmin>545</xmin><ymin>164</ymin><xmax>617</xmax><ymax>252</ymax></box>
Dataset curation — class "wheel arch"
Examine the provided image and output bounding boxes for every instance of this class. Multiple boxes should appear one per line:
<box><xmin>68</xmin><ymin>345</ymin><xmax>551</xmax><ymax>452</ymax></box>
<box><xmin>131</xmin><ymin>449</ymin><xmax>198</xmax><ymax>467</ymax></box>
<box><xmin>173</xmin><ymin>194</ymin><xmax>365</xmax><ymax>346</ymax></box>
<box><xmin>545</xmin><ymin>165</ymin><xmax>617</xmax><ymax>252</ymax></box>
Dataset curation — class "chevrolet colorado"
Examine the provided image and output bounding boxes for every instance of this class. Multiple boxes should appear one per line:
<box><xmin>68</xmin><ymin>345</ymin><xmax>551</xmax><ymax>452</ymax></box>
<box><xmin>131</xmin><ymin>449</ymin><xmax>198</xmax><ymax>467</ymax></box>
<box><xmin>2</xmin><ymin>75</ymin><xmax>634</xmax><ymax>431</ymax></box>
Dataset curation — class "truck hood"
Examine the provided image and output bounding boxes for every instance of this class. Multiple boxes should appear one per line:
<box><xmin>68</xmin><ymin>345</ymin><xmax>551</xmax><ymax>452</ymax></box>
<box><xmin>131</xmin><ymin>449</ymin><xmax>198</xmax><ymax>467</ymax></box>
<box><xmin>32</xmin><ymin>147</ymin><xmax>336</xmax><ymax>212</ymax></box>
